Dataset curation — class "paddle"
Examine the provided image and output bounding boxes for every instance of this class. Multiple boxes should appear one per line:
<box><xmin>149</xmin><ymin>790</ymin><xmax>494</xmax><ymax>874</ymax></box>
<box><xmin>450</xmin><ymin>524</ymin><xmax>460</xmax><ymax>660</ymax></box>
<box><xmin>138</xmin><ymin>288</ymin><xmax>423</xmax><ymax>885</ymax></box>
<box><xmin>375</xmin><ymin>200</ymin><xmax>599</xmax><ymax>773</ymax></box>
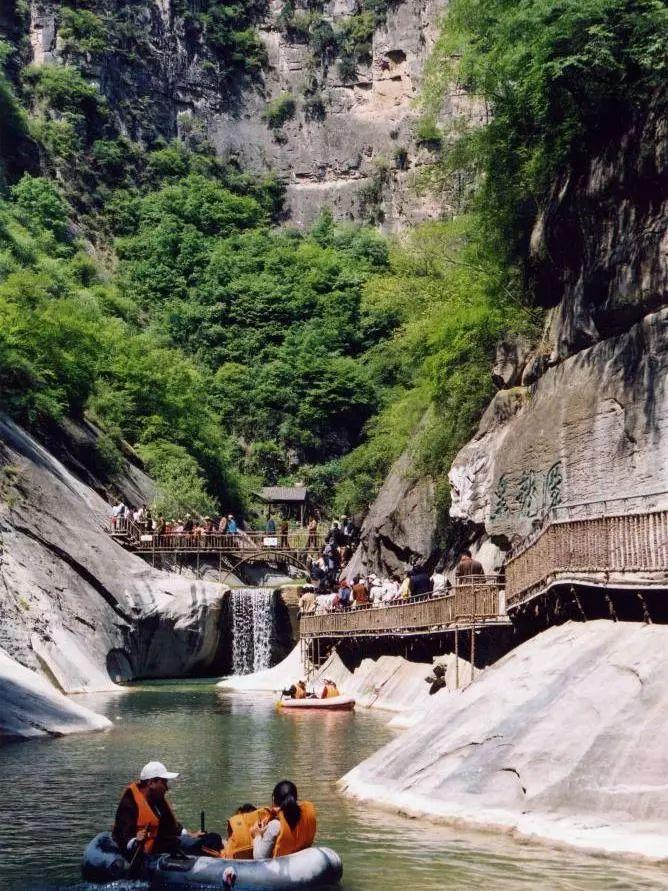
<box><xmin>127</xmin><ymin>834</ymin><xmax>146</xmax><ymax>876</ymax></box>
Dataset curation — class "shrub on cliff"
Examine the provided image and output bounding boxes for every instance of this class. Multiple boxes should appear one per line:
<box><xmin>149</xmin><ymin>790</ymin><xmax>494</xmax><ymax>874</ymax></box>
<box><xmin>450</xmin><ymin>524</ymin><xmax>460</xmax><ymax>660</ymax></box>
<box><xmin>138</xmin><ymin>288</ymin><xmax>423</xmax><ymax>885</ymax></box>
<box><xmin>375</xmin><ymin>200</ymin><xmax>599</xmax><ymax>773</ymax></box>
<box><xmin>422</xmin><ymin>0</ymin><xmax>668</xmax><ymax>261</ymax></box>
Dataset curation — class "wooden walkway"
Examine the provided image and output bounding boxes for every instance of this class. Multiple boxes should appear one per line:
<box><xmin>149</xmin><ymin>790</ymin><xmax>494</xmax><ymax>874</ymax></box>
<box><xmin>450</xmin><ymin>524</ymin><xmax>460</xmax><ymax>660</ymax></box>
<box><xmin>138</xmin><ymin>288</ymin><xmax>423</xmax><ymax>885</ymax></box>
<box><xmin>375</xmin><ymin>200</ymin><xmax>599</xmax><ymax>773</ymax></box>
<box><xmin>299</xmin><ymin>577</ymin><xmax>509</xmax><ymax>640</ymax></box>
<box><xmin>505</xmin><ymin>507</ymin><xmax>668</xmax><ymax>611</ymax></box>
<box><xmin>107</xmin><ymin>517</ymin><xmax>322</xmax><ymax>578</ymax></box>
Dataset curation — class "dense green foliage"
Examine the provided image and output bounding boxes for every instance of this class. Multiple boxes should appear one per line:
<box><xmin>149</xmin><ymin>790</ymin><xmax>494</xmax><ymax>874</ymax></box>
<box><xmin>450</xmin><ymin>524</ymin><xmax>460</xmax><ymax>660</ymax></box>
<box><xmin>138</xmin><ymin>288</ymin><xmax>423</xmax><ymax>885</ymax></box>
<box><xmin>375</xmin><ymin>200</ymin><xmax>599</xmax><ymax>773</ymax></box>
<box><xmin>116</xmin><ymin>187</ymin><xmax>389</xmax><ymax>464</ymax></box>
<box><xmin>328</xmin><ymin>218</ymin><xmax>536</xmax><ymax>519</ymax></box>
<box><xmin>0</xmin><ymin>172</ymin><xmax>245</xmax><ymax>515</ymax></box>
<box><xmin>421</xmin><ymin>0</ymin><xmax>667</xmax><ymax>260</ymax></box>
<box><xmin>3</xmin><ymin>0</ymin><xmax>651</xmax><ymax>530</ymax></box>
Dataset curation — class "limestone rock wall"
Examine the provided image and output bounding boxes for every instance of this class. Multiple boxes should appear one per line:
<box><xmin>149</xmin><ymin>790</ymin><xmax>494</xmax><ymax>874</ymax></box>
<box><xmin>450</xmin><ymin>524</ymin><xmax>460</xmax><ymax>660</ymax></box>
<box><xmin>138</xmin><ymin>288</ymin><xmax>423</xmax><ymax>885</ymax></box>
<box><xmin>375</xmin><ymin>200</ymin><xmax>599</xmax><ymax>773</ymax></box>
<box><xmin>0</xmin><ymin>646</ymin><xmax>112</xmax><ymax>740</ymax></box>
<box><xmin>341</xmin><ymin>620</ymin><xmax>668</xmax><ymax>859</ymax></box>
<box><xmin>0</xmin><ymin>415</ymin><xmax>232</xmax><ymax>697</ymax></box>
<box><xmin>450</xmin><ymin>309</ymin><xmax>668</xmax><ymax>543</ymax></box>
<box><xmin>347</xmin><ymin>437</ymin><xmax>438</xmax><ymax>577</ymax></box>
<box><xmin>27</xmin><ymin>0</ymin><xmax>462</xmax><ymax>230</ymax></box>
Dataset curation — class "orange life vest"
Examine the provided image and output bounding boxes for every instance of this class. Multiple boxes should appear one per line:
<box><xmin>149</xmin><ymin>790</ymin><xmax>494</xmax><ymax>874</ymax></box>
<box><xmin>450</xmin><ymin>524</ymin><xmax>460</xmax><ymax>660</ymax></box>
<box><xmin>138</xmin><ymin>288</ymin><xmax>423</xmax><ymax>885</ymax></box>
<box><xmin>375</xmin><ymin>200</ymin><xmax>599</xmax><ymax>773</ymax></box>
<box><xmin>273</xmin><ymin>801</ymin><xmax>317</xmax><ymax>857</ymax></box>
<box><xmin>220</xmin><ymin>808</ymin><xmax>271</xmax><ymax>860</ymax></box>
<box><xmin>127</xmin><ymin>783</ymin><xmax>161</xmax><ymax>854</ymax></box>
<box><xmin>324</xmin><ymin>684</ymin><xmax>340</xmax><ymax>698</ymax></box>
<box><xmin>294</xmin><ymin>684</ymin><xmax>307</xmax><ymax>699</ymax></box>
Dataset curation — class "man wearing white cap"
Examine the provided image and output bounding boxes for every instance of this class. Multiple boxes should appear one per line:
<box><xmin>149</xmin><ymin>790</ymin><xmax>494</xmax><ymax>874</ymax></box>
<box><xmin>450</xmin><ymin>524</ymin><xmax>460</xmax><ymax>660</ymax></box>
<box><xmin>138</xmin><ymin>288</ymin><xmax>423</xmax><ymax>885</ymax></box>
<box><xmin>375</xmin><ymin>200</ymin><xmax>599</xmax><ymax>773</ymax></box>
<box><xmin>112</xmin><ymin>761</ymin><xmax>222</xmax><ymax>870</ymax></box>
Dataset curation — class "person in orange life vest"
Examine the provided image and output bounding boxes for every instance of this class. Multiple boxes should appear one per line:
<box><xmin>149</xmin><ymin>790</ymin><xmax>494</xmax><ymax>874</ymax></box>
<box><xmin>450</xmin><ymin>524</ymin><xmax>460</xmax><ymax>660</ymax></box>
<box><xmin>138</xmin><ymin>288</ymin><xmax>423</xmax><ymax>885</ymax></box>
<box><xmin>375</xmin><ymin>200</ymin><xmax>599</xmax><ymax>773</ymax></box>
<box><xmin>112</xmin><ymin>761</ymin><xmax>223</xmax><ymax>868</ymax></box>
<box><xmin>250</xmin><ymin>780</ymin><xmax>317</xmax><ymax>859</ymax></box>
<box><xmin>320</xmin><ymin>679</ymin><xmax>340</xmax><ymax>699</ymax></box>
<box><xmin>221</xmin><ymin>803</ymin><xmax>271</xmax><ymax>859</ymax></box>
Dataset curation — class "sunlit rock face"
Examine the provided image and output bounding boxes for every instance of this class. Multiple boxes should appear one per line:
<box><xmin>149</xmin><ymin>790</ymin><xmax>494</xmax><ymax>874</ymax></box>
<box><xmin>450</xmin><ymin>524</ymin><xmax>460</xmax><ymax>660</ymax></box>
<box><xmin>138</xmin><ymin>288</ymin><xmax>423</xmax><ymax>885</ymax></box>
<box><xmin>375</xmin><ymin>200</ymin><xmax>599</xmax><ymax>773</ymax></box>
<box><xmin>0</xmin><ymin>646</ymin><xmax>112</xmax><ymax>740</ymax></box>
<box><xmin>27</xmin><ymin>0</ymin><xmax>475</xmax><ymax>231</ymax></box>
<box><xmin>341</xmin><ymin>620</ymin><xmax>668</xmax><ymax>859</ymax></box>
<box><xmin>347</xmin><ymin>441</ymin><xmax>438</xmax><ymax>578</ymax></box>
<box><xmin>0</xmin><ymin>416</ymin><xmax>232</xmax><ymax>698</ymax></box>
<box><xmin>449</xmin><ymin>309</ymin><xmax>668</xmax><ymax>543</ymax></box>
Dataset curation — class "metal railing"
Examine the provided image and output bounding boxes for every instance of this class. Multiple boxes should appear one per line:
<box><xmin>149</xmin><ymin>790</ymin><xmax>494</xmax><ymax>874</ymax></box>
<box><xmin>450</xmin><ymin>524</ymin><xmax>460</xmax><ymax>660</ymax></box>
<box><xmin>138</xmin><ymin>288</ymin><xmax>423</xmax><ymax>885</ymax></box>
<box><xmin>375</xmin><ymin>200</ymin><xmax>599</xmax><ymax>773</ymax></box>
<box><xmin>300</xmin><ymin>577</ymin><xmax>506</xmax><ymax>639</ymax></box>
<box><xmin>505</xmin><ymin>508</ymin><xmax>668</xmax><ymax>608</ymax></box>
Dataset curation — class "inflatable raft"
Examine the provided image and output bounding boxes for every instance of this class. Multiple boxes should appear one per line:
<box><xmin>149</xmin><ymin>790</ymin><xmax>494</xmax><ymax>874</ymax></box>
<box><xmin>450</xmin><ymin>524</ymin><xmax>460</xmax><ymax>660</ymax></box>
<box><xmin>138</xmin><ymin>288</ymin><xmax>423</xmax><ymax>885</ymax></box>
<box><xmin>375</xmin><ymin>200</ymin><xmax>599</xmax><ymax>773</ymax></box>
<box><xmin>277</xmin><ymin>695</ymin><xmax>355</xmax><ymax>712</ymax></box>
<box><xmin>82</xmin><ymin>832</ymin><xmax>343</xmax><ymax>889</ymax></box>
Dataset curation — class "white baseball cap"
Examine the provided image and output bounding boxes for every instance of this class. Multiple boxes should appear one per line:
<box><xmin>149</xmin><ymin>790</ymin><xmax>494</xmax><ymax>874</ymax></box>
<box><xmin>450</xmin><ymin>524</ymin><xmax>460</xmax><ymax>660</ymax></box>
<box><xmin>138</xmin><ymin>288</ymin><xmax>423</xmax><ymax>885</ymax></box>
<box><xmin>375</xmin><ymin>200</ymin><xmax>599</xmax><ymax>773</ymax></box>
<box><xmin>140</xmin><ymin>761</ymin><xmax>179</xmax><ymax>781</ymax></box>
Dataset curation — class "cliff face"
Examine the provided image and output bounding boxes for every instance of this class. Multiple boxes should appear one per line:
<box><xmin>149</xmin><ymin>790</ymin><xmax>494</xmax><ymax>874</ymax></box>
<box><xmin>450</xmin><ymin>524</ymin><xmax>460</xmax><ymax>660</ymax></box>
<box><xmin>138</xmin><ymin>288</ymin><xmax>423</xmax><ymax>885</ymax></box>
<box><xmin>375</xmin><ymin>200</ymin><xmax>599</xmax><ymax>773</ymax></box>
<box><xmin>449</xmin><ymin>93</ymin><xmax>668</xmax><ymax>547</ymax></box>
<box><xmin>28</xmin><ymin>0</ymin><xmax>459</xmax><ymax>230</ymax></box>
<box><xmin>0</xmin><ymin>416</ymin><xmax>232</xmax><ymax>698</ymax></box>
<box><xmin>358</xmin><ymin>90</ymin><xmax>668</xmax><ymax>563</ymax></box>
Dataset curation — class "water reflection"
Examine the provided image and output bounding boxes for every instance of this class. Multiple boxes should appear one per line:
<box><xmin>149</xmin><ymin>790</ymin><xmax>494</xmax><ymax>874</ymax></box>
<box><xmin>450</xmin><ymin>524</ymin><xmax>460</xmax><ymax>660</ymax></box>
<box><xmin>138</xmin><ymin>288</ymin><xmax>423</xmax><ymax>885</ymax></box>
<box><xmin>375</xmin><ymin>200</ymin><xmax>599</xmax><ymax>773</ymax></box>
<box><xmin>0</xmin><ymin>684</ymin><xmax>665</xmax><ymax>890</ymax></box>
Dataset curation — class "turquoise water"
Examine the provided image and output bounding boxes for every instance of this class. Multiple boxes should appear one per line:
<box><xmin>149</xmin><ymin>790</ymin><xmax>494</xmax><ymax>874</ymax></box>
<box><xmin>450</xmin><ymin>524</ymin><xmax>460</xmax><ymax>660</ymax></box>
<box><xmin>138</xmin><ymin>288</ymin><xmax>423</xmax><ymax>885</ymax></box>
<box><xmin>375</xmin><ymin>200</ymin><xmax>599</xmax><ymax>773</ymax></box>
<box><xmin>0</xmin><ymin>682</ymin><xmax>666</xmax><ymax>890</ymax></box>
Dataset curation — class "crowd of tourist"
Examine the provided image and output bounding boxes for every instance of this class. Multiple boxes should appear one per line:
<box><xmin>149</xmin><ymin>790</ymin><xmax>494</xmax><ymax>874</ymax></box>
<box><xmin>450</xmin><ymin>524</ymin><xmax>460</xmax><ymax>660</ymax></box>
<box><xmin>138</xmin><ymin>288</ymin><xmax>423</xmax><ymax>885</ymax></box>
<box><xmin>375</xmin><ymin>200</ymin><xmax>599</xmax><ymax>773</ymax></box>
<box><xmin>110</xmin><ymin>499</ymin><xmax>486</xmax><ymax>616</ymax></box>
<box><xmin>298</xmin><ymin>549</ymin><xmax>485</xmax><ymax>616</ymax></box>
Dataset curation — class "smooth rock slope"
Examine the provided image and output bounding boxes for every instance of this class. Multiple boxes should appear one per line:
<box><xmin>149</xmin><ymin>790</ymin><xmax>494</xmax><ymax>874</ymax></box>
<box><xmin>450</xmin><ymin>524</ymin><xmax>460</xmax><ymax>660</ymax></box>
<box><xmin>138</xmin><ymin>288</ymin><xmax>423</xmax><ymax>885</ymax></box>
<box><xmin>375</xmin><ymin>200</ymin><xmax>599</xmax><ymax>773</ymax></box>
<box><xmin>341</xmin><ymin>620</ymin><xmax>668</xmax><ymax>859</ymax></box>
<box><xmin>0</xmin><ymin>415</ymin><xmax>231</xmax><ymax>699</ymax></box>
<box><xmin>0</xmin><ymin>647</ymin><xmax>112</xmax><ymax>740</ymax></box>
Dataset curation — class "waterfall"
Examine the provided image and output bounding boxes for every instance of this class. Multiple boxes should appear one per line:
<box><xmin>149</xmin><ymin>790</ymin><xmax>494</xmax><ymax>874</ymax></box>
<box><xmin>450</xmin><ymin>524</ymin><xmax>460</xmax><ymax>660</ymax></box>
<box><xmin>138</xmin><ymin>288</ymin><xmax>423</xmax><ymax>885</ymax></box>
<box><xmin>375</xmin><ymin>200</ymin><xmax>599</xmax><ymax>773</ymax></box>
<box><xmin>231</xmin><ymin>588</ymin><xmax>274</xmax><ymax>674</ymax></box>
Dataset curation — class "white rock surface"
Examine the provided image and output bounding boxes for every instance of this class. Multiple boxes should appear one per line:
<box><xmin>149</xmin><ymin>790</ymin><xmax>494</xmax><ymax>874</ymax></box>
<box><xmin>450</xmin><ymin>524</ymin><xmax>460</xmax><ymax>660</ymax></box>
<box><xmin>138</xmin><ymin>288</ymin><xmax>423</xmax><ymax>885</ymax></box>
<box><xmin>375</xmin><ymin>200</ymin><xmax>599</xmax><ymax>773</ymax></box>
<box><xmin>218</xmin><ymin>644</ymin><xmax>468</xmax><ymax>721</ymax></box>
<box><xmin>0</xmin><ymin>415</ymin><xmax>231</xmax><ymax>698</ymax></box>
<box><xmin>0</xmin><ymin>647</ymin><xmax>112</xmax><ymax>739</ymax></box>
<box><xmin>341</xmin><ymin>620</ymin><xmax>668</xmax><ymax>859</ymax></box>
<box><xmin>217</xmin><ymin>642</ymin><xmax>306</xmax><ymax>692</ymax></box>
<box><xmin>449</xmin><ymin>310</ymin><xmax>668</xmax><ymax>542</ymax></box>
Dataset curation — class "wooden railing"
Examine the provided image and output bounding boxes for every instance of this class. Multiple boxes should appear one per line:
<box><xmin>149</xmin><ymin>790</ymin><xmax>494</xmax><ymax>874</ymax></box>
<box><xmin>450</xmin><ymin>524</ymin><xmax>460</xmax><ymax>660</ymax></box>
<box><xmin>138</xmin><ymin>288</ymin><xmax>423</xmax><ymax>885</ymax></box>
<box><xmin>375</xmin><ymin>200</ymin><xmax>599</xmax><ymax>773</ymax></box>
<box><xmin>300</xmin><ymin>577</ymin><xmax>506</xmax><ymax>639</ymax></box>
<box><xmin>505</xmin><ymin>509</ymin><xmax>668</xmax><ymax>608</ymax></box>
<box><xmin>107</xmin><ymin>519</ymin><xmax>324</xmax><ymax>554</ymax></box>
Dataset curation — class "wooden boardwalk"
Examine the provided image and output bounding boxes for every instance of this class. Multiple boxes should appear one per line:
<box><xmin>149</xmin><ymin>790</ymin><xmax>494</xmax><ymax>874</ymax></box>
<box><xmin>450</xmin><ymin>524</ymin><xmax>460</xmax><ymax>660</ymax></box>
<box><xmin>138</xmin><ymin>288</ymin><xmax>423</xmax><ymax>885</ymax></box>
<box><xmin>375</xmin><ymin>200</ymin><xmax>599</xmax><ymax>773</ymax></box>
<box><xmin>505</xmin><ymin>507</ymin><xmax>668</xmax><ymax>611</ymax></box>
<box><xmin>300</xmin><ymin>577</ymin><xmax>509</xmax><ymax>639</ymax></box>
<box><xmin>107</xmin><ymin>518</ymin><xmax>322</xmax><ymax>578</ymax></box>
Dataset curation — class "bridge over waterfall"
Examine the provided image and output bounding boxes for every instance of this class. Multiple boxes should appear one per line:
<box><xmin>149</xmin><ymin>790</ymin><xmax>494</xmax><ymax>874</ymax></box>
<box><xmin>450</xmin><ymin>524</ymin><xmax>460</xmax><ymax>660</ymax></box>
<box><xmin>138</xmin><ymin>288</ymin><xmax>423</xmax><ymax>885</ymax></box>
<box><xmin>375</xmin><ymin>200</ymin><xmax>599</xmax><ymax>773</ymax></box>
<box><xmin>106</xmin><ymin>518</ymin><xmax>320</xmax><ymax>581</ymax></box>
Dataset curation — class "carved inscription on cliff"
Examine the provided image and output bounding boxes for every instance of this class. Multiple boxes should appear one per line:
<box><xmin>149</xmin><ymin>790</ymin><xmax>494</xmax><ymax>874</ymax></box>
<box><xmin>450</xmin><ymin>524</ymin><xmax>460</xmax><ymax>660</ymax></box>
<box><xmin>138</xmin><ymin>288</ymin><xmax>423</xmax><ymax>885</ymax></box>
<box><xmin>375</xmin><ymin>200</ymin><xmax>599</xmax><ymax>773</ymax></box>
<box><xmin>490</xmin><ymin>461</ymin><xmax>564</xmax><ymax>524</ymax></box>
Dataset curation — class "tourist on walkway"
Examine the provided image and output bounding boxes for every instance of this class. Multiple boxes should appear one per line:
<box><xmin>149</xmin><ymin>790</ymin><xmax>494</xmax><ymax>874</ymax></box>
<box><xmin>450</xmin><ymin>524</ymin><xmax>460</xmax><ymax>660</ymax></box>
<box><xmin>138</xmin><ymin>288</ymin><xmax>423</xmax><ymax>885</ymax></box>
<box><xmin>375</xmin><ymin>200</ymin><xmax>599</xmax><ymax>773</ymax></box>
<box><xmin>352</xmin><ymin>576</ymin><xmax>370</xmax><ymax>608</ymax></box>
<box><xmin>227</xmin><ymin>515</ymin><xmax>238</xmax><ymax>535</ymax></box>
<box><xmin>250</xmin><ymin>780</ymin><xmax>316</xmax><ymax>859</ymax></box>
<box><xmin>409</xmin><ymin>565</ymin><xmax>432</xmax><ymax>598</ymax></box>
<box><xmin>431</xmin><ymin>563</ymin><xmax>448</xmax><ymax>595</ymax></box>
<box><xmin>298</xmin><ymin>585</ymin><xmax>316</xmax><ymax>615</ymax></box>
<box><xmin>338</xmin><ymin>579</ymin><xmax>353</xmax><ymax>610</ymax></box>
<box><xmin>307</xmin><ymin>516</ymin><xmax>318</xmax><ymax>548</ymax></box>
<box><xmin>279</xmin><ymin>517</ymin><xmax>289</xmax><ymax>548</ymax></box>
<box><xmin>266</xmin><ymin>515</ymin><xmax>276</xmax><ymax>534</ymax></box>
<box><xmin>455</xmin><ymin>549</ymin><xmax>484</xmax><ymax>579</ymax></box>
<box><xmin>112</xmin><ymin>761</ymin><xmax>222</xmax><ymax>873</ymax></box>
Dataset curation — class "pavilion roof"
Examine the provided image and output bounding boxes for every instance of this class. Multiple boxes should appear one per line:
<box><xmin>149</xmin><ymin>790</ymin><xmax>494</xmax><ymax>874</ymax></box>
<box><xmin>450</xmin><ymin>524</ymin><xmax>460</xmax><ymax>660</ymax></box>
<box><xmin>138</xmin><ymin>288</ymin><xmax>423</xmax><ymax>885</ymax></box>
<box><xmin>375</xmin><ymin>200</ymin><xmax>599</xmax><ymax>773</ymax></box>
<box><xmin>254</xmin><ymin>486</ymin><xmax>308</xmax><ymax>503</ymax></box>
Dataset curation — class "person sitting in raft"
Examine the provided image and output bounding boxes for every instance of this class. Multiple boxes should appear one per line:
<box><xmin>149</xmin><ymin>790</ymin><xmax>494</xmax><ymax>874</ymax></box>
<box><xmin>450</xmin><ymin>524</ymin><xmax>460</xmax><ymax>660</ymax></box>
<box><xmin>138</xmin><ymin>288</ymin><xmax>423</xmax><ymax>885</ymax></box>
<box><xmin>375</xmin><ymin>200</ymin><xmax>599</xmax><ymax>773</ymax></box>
<box><xmin>221</xmin><ymin>804</ymin><xmax>271</xmax><ymax>859</ymax></box>
<box><xmin>250</xmin><ymin>780</ymin><xmax>317</xmax><ymax>859</ymax></box>
<box><xmin>112</xmin><ymin>761</ymin><xmax>223</xmax><ymax>871</ymax></box>
<box><xmin>320</xmin><ymin>678</ymin><xmax>340</xmax><ymax>699</ymax></box>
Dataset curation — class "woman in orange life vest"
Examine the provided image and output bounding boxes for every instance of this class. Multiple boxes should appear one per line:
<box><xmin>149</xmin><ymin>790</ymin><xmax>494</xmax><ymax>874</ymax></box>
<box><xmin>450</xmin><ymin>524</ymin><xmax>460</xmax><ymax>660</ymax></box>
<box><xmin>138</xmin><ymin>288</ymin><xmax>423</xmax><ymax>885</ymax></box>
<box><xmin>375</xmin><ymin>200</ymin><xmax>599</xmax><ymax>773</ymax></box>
<box><xmin>250</xmin><ymin>780</ymin><xmax>317</xmax><ymax>859</ymax></box>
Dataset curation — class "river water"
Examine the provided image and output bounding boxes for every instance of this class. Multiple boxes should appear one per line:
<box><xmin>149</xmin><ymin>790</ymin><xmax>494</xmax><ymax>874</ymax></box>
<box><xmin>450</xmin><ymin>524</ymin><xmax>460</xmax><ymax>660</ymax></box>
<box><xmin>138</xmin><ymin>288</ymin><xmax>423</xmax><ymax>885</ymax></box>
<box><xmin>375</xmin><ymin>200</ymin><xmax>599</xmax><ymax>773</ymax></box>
<box><xmin>1</xmin><ymin>682</ymin><xmax>666</xmax><ymax>891</ymax></box>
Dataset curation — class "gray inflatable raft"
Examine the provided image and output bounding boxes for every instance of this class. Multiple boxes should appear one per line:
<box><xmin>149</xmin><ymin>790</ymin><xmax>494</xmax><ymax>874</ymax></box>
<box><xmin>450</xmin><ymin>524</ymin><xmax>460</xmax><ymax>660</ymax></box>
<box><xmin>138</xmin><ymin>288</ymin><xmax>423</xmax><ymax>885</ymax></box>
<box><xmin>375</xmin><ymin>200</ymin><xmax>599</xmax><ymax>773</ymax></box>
<box><xmin>82</xmin><ymin>832</ymin><xmax>343</xmax><ymax>889</ymax></box>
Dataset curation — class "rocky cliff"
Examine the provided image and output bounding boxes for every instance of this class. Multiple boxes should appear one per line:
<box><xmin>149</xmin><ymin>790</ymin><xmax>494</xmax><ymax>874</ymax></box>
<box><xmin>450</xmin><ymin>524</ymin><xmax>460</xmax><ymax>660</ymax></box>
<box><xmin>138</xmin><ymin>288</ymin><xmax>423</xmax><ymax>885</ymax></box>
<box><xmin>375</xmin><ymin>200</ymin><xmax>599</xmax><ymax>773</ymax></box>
<box><xmin>27</xmin><ymin>0</ymin><xmax>463</xmax><ymax>230</ymax></box>
<box><xmin>341</xmin><ymin>620</ymin><xmax>668</xmax><ymax>860</ymax></box>
<box><xmin>0</xmin><ymin>415</ymin><xmax>233</xmax><ymax>711</ymax></box>
<box><xmin>356</xmin><ymin>89</ymin><xmax>668</xmax><ymax>568</ymax></box>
